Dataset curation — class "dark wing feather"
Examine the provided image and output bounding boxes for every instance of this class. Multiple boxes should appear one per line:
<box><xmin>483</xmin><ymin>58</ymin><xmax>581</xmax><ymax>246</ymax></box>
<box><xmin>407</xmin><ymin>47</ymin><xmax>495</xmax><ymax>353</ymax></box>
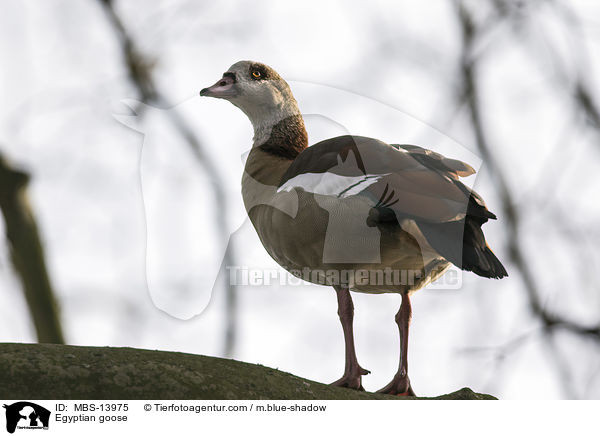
<box><xmin>281</xmin><ymin>135</ymin><xmax>472</xmax><ymax>223</ymax></box>
<box><xmin>392</xmin><ymin>144</ymin><xmax>476</xmax><ymax>179</ymax></box>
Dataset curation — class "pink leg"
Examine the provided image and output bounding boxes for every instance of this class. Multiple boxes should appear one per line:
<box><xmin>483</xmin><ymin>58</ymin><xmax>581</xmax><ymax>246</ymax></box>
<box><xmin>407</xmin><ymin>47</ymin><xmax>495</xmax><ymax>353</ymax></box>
<box><xmin>330</xmin><ymin>286</ymin><xmax>370</xmax><ymax>390</ymax></box>
<box><xmin>377</xmin><ymin>293</ymin><xmax>416</xmax><ymax>396</ymax></box>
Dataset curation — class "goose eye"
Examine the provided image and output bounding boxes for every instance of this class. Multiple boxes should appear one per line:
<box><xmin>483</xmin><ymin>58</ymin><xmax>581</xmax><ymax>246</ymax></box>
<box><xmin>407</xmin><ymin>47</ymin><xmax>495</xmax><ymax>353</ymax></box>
<box><xmin>251</xmin><ymin>70</ymin><xmax>261</xmax><ymax>79</ymax></box>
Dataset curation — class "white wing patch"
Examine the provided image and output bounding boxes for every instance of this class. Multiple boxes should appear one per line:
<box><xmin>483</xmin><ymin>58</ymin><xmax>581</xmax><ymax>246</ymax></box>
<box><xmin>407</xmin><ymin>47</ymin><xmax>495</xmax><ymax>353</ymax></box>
<box><xmin>277</xmin><ymin>172</ymin><xmax>387</xmax><ymax>198</ymax></box>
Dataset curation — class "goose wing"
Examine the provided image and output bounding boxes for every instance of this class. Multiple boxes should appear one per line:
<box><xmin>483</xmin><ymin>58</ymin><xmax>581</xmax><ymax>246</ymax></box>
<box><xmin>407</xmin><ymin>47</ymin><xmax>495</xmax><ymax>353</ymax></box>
<box><xmin>278</xmin><ymin>135</ymin><xmax>507</xmax><ymax>278</ymax></box>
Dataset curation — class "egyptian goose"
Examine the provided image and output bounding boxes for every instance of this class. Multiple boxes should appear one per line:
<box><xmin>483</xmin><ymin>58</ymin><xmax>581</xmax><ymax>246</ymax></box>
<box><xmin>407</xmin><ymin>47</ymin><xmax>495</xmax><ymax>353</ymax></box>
<box><xmin>200</xmin><ymin>61</ymin><xmax>507</xmax><ymax>396</ymax></box>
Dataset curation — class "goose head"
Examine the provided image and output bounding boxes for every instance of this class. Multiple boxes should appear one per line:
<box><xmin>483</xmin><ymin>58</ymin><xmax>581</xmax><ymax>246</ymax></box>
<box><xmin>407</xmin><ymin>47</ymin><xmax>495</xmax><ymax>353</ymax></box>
<box><xmin>200</xmin><ymin>61</ymin><xmax>302</xmax><ymax>141</ymax></box>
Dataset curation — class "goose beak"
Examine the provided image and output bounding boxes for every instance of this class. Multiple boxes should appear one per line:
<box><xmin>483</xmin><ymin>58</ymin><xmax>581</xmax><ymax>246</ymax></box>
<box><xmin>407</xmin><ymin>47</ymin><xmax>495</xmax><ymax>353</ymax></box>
<box><xmin>200</xmin><ymin>74</ymin><xmax>237</xmax><ymax>99</ymax></box>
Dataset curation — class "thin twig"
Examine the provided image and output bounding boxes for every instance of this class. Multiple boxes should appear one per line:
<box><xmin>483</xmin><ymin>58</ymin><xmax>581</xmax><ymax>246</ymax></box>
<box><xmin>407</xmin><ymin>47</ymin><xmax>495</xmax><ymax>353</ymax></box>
<box><xmin>455</xmin><ymin>0</ymin><xmax>600</xmax><ymax>341</ymax></box>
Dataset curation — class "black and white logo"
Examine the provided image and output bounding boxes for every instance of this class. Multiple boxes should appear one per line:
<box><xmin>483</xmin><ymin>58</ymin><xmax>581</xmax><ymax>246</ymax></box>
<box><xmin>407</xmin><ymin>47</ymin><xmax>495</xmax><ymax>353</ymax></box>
<box><xmin>3</xmin><ymin>402</ymin><xmax>50</xmax><ymax>434</ymax></box>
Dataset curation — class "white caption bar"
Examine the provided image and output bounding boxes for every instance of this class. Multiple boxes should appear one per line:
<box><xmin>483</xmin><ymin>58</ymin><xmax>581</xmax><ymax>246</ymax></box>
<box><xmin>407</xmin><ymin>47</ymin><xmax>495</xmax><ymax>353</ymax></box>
<box><xmin>0</xmin><ymin>400</ymin><xmax>596</xmax><ymax>435</ymax></box>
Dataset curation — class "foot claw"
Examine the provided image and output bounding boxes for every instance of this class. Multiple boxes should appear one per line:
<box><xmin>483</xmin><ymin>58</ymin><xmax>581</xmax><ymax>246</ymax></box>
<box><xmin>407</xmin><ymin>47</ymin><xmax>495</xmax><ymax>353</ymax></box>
<box><xmin>377</xmin><ymin>376</ymin><xmax>415</xmax><ymax>396</ymax></box>
<box><xmin>330</xmin><ymin>367</ymin><xmax>370</xmax><ymax>390</ymax></box>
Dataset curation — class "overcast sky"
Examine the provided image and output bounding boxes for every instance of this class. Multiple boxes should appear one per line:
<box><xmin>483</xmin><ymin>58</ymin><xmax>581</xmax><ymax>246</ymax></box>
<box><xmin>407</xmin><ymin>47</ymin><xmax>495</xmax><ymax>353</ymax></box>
<box><xmin>1</xmin><ymin>0</ymin><xmax>600</xmax><ymax>399</ymax></box>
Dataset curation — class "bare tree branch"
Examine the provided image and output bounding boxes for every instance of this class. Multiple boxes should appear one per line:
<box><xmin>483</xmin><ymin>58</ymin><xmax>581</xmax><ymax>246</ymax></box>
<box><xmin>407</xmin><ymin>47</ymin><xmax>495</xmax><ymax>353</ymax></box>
<box><xmin>0</xmin><ymin>154</ymin><xmax>64</xmax><ymax>344</ymax></box>
<box><xmin>455</xmin><ymin>0</ymin><xmax>600</xmax><ymax>341</ymax></box>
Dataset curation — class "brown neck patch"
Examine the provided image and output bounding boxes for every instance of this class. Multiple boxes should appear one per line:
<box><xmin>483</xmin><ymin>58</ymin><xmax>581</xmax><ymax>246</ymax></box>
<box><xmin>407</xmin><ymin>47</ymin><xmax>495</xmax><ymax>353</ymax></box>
<box><xmin>258</xmin><ymin>115</ymin><xmax>308</xmax><ymax>160</ymax></box>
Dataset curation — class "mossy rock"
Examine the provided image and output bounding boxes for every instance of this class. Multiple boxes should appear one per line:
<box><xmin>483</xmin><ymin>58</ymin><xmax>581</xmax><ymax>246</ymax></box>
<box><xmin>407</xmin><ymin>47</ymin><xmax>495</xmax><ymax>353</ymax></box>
<box><xmin>0</xmin><ymin>343</ymin><xmax>496</xmax><ymax>400</ymax></box>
